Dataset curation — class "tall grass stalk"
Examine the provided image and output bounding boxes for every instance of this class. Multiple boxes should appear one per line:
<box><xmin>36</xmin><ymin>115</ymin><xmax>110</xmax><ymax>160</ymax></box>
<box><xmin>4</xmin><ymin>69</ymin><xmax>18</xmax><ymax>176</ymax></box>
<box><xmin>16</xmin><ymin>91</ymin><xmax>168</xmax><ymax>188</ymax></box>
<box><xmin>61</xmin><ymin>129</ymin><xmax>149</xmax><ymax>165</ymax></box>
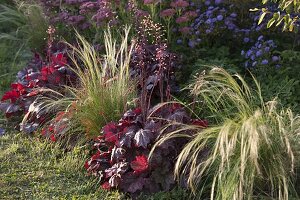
<box><xmin>151</xmin><ymin>68</ymin><xmax>300</xmax><ymax>200</ymax></box>
<box><xmin>40</xmin><ymin>27</ymin><xmax>136</xmax><ymax>139</ymax></box>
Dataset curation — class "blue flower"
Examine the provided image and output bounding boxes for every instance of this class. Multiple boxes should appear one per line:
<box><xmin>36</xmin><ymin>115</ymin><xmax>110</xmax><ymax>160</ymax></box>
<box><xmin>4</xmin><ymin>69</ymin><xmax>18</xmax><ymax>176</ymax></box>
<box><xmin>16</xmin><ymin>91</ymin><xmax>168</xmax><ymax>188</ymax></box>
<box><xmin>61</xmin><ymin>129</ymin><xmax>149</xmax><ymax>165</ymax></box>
<box><xmin>217</xmin><ymin>15</ymin><xmax>223</xmax><ymax>21</ymax></box>
<box><xmin>255</xmin><ymin>50</ymin><xmax>263</xmax><ymax>57</ymax></box>
<box><xmin>272</xmin><ymin>56</ymin><xmax>279</xmax><ymax>62</ymax></box>
<box><xmin>205</xmin><ymin>19</ymin><xmax>212</xmax><ymax>24</ymax></box>
<box><xmin>230</xmin><ymin>13</ymin><xmax>237</xmax><ymax>18</ymax></box>
<box><xmin>261</xmin><ymin>59</ymin><xmax>269</xmax><ymax>65</ymax></box>
<box><xmin>243</xmin><ymin>37</ymin><xmax>250</xmax><ymax>43</ymax></box>
<box><xmin>205</xmin><ymin>0</ymin><xmax>211</xmax><ymax>6</ymax></box>
<box><xmin>176</xmin><ymin>39</ymin><xmax>183</xmax><ymax>44</ymax></box>
<box><xmin>265</xmin><ymin>47</ymin><xmax>270</xmax><ymax>52</ymax></box>
<box><xmin>241</xmin><ymin>50</ymin><xmax>245</xmax><ymax>56</ymax></box>
<box><xmin>246</xmin><ymin>50</ymin><xmax>252</xmax><ymax>58</ymax></box>
<box><xmin>258</xmin><ymin>35</ymin><xmax>264</xmax><ymax>41</ymax></box>
<box><xmin>188</xmin><ymin>40</ymin><xmax>196</xmax><ymax>48</ymax></box>
<box><xmin>206</xmin><ymin>29</ymin><xmax>212</xmax><ymax>34</ymax></box>
<box><xmin>215</xmin><ymin>0</ymin><xmax>223</xmax><ymax>4</ymax></box>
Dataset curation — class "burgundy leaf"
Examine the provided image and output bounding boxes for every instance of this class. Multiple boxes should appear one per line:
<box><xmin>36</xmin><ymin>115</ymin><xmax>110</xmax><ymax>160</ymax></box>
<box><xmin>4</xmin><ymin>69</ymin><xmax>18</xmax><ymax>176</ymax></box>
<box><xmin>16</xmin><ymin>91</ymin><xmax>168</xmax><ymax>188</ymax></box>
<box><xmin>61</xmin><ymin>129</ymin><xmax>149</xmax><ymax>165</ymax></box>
<box><xmin>101</xmin><ymin>181</ymin><xmax>111</xmax><ymax>190</ymax></box>
<box><xmin>110</xmin><ymin>146</ymin><xmax>126</xmax><ymax>162</ymax></box>
<box><xmin>126</xmin><ymin>176</ymin><xmax>146</xmax><ymax>193</ymax></box>
<box><xmin>192</xmin><ymin>119</ymin><xmax>208</xmax><ymax>128</ymax></box>
<box><xmin>131</xmin><ymin>155</ymin><xmax>148</xmax><ymax>174</ymax></box>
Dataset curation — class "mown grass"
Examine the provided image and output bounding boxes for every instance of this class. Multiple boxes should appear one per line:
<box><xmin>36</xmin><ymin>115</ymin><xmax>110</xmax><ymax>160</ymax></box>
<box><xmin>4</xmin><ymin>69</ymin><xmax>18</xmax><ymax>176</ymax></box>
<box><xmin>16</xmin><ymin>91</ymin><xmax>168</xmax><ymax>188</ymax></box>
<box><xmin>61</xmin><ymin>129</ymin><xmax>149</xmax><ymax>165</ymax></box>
<box><xmin>0</xmin><ymin>133</ymin><xmax>188</xmax><ymax>200</ymax></box>
<box><xmin>0</xmin><ymin>133</ymin><xmax>122</xmax><ymax>200</ymax></box>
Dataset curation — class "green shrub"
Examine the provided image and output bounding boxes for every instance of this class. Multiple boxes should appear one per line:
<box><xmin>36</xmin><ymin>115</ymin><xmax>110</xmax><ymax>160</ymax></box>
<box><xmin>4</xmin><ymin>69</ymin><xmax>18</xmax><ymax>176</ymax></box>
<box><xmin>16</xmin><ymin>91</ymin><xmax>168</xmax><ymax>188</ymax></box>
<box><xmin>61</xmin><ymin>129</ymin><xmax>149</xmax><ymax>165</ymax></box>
<box><xmin>153</xmin><ymin>68</ymin><xmax>300</xmax><ymax>199</ymax></box>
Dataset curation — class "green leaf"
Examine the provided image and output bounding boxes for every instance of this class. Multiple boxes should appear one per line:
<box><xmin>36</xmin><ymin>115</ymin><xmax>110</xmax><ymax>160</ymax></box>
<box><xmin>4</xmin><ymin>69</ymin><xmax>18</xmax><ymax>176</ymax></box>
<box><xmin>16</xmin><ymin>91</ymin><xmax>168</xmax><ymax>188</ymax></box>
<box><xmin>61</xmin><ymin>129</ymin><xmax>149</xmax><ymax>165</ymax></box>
<box><xmin>276</xmin><ymin>17</ymin><xmax>284</xmax><ymax>26</ymax></box>
<box><xmin>262</xmin><ymin>0</ymin><xmax>268</xmax><ymax>4</ymax></box>
<box><xmin>258</xmin><ymin>12</ymin><xmax>267</xmax><ymax>25</ymax></box>
<box><xmin>273</xmin><ymin>12</ymin><xmax>280</xmax><ymax>20</ymax></box>
<box><xmin>249</xmin><ymin>8</ymin><xmax>260</xmax><ymax>12</ymax></box>
<box><xmin>267</xmin><ymin>18</ymin><xmax>276</xmax><ymax>28</ymax></box>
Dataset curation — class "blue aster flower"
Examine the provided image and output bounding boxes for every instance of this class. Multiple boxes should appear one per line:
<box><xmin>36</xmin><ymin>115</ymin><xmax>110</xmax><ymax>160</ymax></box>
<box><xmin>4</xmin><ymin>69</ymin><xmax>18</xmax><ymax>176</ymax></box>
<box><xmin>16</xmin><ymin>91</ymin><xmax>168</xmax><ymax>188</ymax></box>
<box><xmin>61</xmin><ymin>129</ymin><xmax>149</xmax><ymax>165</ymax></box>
<box><xmin>243</xmin><ymin>37</ymin><xmax>250</xmax><ymax>43</ymax></box>
<box><xmin>256</xmin><ymin>50</ymin><xmax>263</xmax><ymax>57</ymax></box>
<box><xmin>176</xmin><ymin>39</ymin><xmax>183</xmax><ymax>44</ymax></box>
<box><xmin>217</xmin><ymin>15</ymin><xmax>223</xmax><ymax>21</ymax></box>
<box><xmin>261</xmin><ymin>59</ymin><xmax>269</xmax><ymax>65</ymax></box>
<box><xmin>272</xmin><ymin>56</ymin><xmax>279</xmax><ymax>62</ymax></box>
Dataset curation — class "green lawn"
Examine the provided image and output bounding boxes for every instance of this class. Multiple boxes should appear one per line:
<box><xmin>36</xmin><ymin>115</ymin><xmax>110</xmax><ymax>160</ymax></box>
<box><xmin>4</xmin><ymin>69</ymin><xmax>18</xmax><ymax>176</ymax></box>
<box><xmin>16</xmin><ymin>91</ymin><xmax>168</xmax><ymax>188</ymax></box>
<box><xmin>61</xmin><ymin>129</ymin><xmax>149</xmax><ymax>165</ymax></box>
<box><xmin>0</xmin><ymin>133</ymin><xmax>188</xmax><ymax>200</ymax></box>
<box><xmin>0</xmin><ymin>133</ymin><xmax>122</xmax><ymax>199</ymax></box>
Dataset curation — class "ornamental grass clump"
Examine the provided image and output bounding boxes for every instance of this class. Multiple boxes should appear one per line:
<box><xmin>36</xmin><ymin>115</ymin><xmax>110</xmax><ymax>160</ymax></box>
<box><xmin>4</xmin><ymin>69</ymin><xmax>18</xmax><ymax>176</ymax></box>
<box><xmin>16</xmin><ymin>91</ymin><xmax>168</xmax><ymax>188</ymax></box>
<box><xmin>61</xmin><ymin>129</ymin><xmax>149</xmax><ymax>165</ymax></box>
<box><xmin>64</xmin><ymin>27</ymin><xmax>136</xmax><ymax>138</ymax></box>
<box><xmin>153</xmin><ymin>67</ymin><xmax>300</xmax><ymax>199</ymax></box>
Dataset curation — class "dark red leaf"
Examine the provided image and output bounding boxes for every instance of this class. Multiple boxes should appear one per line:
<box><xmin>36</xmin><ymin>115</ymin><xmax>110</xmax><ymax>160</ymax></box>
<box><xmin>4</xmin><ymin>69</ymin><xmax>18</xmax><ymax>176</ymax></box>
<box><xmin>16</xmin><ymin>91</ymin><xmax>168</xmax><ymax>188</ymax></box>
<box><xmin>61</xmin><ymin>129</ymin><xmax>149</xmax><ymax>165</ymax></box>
<box><xmin>101</xmin><ymin>181</ymin><xmax>111</xmax><ymax>190</ymax></box>
<box><xmin>131</xmin><ymin>155</ymin><xmax>148</xmax><ymax>174</ymax></box>
<box><xmin>192</xmin><ymin>119</ymin><xmax>208</xmax><ymax>128</ymax></box>
<box><xmin>1</xmin><ymin>90</ymin><xmax>20</xmax><ymax>102</ymax></box>
<box><xmin>50</xmin><ymin>134</ymin><xmax>56</xmax><ymax>142</ymax></box>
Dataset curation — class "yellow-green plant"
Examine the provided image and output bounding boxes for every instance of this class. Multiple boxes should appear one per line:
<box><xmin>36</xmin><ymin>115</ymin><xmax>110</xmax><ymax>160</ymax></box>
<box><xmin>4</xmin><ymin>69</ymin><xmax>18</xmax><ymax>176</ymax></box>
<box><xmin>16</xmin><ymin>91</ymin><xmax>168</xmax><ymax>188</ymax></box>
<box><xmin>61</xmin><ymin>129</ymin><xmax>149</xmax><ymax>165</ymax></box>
<box><xmin>65</xmin><ymin>27</ymin><xmax>136</xmax><ymax>137</ymax></box>
<box><xmin>152</xmin><ymin>68</ymin><xmax>300</xmax><ymax>200</ymax></box>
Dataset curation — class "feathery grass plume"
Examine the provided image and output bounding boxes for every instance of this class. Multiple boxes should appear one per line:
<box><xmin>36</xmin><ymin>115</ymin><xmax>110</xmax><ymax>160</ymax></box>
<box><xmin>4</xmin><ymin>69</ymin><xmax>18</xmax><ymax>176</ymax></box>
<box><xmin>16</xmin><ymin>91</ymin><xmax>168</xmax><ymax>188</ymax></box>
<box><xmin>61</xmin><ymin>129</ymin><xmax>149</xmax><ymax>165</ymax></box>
<box><xmin>64</xmin><ymin>27</ymin><xmax>137</xmax><ymax>138</ymax></box>
<box><xmin>152</xmin><ymin>67</ymin><xmax>300</xmax><ymax>200</ymax></box>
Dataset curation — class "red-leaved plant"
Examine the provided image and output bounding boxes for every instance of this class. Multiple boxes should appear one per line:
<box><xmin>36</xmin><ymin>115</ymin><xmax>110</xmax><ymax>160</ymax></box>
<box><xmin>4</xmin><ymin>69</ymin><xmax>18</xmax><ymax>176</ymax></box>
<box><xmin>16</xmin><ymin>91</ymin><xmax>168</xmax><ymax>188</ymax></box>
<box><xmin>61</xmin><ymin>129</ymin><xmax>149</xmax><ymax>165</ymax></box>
<box><xmin>84</xmin><ymin>103</ymin><xmax>208</xmax><ymax>196</ymax></box>
<box><xmin>0</xmin><ymin>51</ymin><xmax>76</xmax><ymax>133</ymax></box>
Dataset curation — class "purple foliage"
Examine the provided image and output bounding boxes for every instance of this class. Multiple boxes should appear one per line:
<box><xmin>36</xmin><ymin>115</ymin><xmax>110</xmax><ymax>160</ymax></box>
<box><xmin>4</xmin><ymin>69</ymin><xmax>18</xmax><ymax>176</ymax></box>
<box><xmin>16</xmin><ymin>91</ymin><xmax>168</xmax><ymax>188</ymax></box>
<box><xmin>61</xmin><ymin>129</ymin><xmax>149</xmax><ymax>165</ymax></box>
<box><xmin>85</xmin><ymin>104</ymin><xmax>208</xmax><ymax>195</ymax></box>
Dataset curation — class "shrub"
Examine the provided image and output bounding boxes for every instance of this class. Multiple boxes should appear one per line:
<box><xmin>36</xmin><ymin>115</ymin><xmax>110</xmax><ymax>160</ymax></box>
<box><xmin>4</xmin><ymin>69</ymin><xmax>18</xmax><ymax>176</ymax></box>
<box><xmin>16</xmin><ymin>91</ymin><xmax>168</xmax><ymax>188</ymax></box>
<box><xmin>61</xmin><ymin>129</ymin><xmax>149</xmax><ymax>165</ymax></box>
<box><xmin>0</xmin><ymin>50</ymin><xmax>76</xmax><ymax>133</ymax></box>
<box><xmin>84</xmin><ymin>103</ymin><xmax>207</xmax><ymax>196</ymax></box>
<box><xmin>152</xmin><ymin>68</ymin><xmax>300</xmax><ymax>199</ymax></box>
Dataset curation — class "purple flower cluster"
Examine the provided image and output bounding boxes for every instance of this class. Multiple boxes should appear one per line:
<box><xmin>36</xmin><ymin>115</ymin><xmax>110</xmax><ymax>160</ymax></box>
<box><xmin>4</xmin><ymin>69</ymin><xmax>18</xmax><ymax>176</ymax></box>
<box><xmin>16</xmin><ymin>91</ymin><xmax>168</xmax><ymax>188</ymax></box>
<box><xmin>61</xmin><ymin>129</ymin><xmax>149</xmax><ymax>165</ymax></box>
<box><xmin>40</xmin><ymin>0</ymin><xmax>122</xmax><ymax>29</ymax></box>
<box><xmin>241</xmin><ymin>36</ymin><xmax>280</xmax><ymax>68</ymax></box>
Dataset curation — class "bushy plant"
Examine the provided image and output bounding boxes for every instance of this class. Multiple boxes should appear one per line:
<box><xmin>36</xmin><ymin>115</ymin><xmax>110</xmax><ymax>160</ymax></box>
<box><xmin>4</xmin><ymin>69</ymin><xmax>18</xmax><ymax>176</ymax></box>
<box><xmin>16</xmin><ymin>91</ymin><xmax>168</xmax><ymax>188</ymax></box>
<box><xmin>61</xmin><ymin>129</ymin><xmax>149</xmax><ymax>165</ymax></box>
<box><xmin>0</xmin><ymin>49</ymin><xmax>76</xmax><ymax>133</ymax></box>
<box><xmin>152</xmin><ymin>68</ymin><xmax>300</xmax><ymax>199</ymax></box>
<box><xmin>85</xmin><ymin>103</ymin><xmax>207</xmax><ymax>196</ymax></box>
<box><xmin>241</xmin><ymin>35</ymin><xmax>280</xmax><ymax>68</ymax></box>
<box><xmin>67</xmin><ymin>28</ymin><xmax>137</xmax><ymax>138</ymax></box>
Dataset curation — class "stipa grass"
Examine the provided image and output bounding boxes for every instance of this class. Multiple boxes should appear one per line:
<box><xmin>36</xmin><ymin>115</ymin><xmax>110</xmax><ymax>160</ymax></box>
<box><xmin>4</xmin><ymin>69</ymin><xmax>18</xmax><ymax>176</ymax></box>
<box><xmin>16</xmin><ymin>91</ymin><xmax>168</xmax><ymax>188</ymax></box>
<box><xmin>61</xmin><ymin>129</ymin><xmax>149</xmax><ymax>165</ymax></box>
<box><xmin>152</xmin><ymin>68</ymin><xmax>300</xmax><ymax>200</ymax></box>
<box><xmin>66</xmin><ymin>27</ymin><xmax>137</xmax><ymax>138</ymax></box>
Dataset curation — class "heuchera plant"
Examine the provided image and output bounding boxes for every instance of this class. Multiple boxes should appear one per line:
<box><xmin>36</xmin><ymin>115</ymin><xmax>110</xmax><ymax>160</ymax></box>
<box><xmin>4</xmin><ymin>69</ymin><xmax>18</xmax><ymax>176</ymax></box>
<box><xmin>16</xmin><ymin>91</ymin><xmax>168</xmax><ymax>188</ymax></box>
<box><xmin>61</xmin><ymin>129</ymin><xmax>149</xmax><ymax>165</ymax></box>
<box><xmin>130</xmin><ymin>16</ymin><xmax>179</xmax><ymax>107</ymax></box>
<box><xmin>0</xmin><ymin>52</ymin><xmax>76</xmax><ymax>133</ymax></box>
<box><xmin>85</xmin><ymin>104</ymin><xmax>208</xmax><ymax>195</ymax></box>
